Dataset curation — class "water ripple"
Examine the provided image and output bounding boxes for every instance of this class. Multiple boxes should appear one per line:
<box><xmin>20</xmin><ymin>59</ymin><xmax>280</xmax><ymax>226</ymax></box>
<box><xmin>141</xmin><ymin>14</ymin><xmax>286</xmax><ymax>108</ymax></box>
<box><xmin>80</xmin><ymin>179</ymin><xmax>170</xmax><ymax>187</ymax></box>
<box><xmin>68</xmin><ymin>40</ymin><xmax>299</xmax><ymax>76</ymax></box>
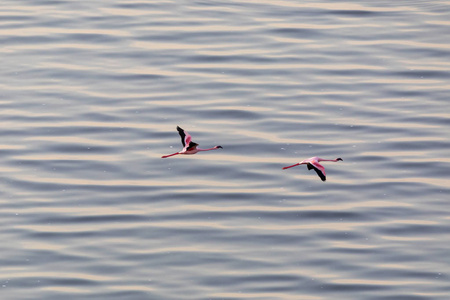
<box><xmin>1</xmin><ymin>0</ymin><xmax>449</xmax><ymax>299</ymax></box>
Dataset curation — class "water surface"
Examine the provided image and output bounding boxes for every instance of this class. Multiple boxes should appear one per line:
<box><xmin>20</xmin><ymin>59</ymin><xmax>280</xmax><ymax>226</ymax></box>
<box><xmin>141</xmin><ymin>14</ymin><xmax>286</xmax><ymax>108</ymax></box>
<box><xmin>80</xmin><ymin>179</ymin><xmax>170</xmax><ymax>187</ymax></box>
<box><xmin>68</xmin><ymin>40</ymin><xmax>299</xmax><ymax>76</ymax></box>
<box><xmin>1</xmin><ymin>1</ymin><xmax>449</xmax><ymax>299</ymax></box>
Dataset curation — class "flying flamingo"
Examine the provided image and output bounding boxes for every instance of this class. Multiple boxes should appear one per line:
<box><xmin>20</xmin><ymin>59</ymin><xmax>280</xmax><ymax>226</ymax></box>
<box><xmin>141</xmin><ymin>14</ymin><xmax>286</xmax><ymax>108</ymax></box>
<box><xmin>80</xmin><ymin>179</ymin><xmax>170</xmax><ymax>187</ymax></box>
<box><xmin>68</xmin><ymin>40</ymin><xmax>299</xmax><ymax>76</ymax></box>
<box><xmin>282</xmin><ymin>157</ymin><xmax>343</xmax><ymax>181</ymax></box>
<box><xmin>161</xmin><ymin>126</ymin><xmax>223</xmax><ymax>158</ymax></box>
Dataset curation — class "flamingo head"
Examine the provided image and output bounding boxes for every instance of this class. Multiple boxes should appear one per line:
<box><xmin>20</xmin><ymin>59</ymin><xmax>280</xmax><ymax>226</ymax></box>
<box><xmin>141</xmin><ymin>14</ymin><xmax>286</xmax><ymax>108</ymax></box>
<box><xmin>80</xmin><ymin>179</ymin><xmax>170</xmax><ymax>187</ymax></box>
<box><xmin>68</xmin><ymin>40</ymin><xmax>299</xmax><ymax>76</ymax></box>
<box><xmin>336</xmin><ymin>158</ymin><xmax>343</xmax><ymax>161</ymax></box>
<box><xmin>215</xmin><ymin>145</ymin><xmax>223</xmax><ymax>149</ymax></box>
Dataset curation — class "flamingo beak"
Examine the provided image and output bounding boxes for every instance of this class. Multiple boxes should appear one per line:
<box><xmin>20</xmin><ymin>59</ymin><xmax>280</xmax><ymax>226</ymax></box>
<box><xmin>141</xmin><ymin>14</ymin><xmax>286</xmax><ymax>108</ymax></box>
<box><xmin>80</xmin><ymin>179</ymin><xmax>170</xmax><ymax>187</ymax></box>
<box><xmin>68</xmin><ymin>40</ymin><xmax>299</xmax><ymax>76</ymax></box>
<box><xmin>337</xmin><ymin>158</ymin><xmax>343</xmax><ymax>161</ymax></box>
<box><xmin>216</xmin><ymin>146</ymin><xmax>223</xmax><ymax>149</ymax></box>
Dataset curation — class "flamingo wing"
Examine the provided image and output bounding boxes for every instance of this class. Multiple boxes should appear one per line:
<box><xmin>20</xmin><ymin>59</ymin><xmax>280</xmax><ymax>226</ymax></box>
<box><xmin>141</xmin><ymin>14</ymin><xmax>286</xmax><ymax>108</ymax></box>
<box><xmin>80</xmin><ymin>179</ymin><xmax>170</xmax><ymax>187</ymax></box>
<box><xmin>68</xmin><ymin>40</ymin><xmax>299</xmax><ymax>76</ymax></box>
<box><xmin>186</xmin><ymin>141</ymin><xmax>199</xmax><ymax>151</ymax></box>
<box><xmin>177</xmin><ymin>126</ymin><xmax>192</xmax><ymax>147</ymax></box>
<box><xmin>307</xmin><ymin>162</ymin><xmax>326</xmax><ymax>181</ymax></box>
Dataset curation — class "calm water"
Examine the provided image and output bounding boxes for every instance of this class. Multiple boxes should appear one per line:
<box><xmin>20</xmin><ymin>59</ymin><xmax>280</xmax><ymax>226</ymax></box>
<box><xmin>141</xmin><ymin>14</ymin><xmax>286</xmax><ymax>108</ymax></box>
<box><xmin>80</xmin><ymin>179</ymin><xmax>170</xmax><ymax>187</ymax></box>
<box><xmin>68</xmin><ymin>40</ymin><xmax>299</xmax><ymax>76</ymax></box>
<box><xmin>1</xmin><ymin>1</ymin><xmax>449</xmax><ymax>299</ymax></box>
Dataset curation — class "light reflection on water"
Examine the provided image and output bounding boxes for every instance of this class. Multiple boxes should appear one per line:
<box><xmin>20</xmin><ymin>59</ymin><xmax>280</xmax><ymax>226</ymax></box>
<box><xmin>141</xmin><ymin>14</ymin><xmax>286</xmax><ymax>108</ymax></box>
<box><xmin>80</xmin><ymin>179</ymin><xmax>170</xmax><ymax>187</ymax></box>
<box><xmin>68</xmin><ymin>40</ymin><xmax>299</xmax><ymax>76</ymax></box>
<box><xmin>1</xmin><ymin>0</ymin><xmax>449</xmax><ymax>299</ymax></box>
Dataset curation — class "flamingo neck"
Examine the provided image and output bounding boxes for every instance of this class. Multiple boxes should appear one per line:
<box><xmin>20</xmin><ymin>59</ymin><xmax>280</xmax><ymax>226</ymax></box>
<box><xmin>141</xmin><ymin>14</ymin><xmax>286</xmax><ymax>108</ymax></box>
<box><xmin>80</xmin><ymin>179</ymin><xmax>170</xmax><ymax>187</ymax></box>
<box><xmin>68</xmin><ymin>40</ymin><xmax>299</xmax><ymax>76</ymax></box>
<box><xmin>197</xmin><ymin>147</ymin><xmax>219</xmax><ymax>152</ymax></box>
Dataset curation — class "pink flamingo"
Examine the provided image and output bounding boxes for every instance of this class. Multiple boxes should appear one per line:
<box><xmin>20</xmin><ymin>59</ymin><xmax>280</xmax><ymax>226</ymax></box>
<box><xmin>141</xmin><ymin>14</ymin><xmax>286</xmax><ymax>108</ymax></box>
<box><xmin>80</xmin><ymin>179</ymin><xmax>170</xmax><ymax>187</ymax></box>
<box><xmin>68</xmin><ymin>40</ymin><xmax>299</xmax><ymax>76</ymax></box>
<box><xmin>282</xmin><ymin>157</ymin><xmax>343</xmax><ymax>181</ymax></box>
<box><xmin>161</xmin><ymin>126</ymin><xmax>223</xmax><ymax>158</ymax></box>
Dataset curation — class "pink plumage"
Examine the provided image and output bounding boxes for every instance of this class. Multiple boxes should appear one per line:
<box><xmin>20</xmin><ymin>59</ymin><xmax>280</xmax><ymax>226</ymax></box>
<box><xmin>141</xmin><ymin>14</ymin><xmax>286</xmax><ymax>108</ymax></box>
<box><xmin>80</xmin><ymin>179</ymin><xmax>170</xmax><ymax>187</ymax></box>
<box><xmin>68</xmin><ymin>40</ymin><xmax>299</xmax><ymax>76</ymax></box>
<box><xmin>282</xmin><ymin>156</ymin><xmax>343</xmax><ymax>181</ymax></box>
<box><xmin>161</xmin><ymin>126</ymin><xmax>223</xmax><ymax>158</ymax></box>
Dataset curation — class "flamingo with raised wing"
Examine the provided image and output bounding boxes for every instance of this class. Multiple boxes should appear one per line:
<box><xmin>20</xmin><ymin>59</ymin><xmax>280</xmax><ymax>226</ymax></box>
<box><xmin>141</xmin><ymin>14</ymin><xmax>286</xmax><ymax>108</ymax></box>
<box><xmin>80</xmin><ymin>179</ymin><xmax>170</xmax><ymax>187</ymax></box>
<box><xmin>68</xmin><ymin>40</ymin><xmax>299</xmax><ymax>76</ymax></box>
<box><xmin>282</xmin><ymin>157</ymin><xmax>343</xmax><ymax>181</ymax></box>
<box><xmin>161</xmin><ymin>126</ymin><xmax>223</xmax><ymax>158</ymax></box>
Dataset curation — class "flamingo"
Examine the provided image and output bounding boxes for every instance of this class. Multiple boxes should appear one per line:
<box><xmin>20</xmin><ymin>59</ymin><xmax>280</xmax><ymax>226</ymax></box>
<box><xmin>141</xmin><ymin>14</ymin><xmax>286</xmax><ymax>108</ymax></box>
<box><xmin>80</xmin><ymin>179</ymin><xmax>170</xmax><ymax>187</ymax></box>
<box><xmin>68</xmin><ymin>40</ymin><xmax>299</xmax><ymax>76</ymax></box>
<box><xmin>161</xmin><ymin>126</ymin><xmax>223</xmax><ymax>158</ymax></box>
<box><xmin>282</xmin><ymin>157</ymin><xmax>343</xmax><ymax>181</ymax></box>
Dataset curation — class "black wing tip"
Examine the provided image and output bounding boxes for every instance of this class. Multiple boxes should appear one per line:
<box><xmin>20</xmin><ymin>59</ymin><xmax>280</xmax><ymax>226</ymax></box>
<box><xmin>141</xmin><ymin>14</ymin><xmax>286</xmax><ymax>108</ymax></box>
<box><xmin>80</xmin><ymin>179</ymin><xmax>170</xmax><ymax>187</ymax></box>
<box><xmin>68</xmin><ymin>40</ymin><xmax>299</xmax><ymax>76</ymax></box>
<box><xmin>318</xmin><ymin>172</ymin><xmax>326</xmax><ymax>181</ymax></box>
<box><xmin>176</xmin><ymin>126</ymin><xmax>187</xmax><ymax>147</ymax></box>
<box><xmin>307</xmin><ymin>163</ymin><xmax>326</xmax><ymax>181</ymax></box>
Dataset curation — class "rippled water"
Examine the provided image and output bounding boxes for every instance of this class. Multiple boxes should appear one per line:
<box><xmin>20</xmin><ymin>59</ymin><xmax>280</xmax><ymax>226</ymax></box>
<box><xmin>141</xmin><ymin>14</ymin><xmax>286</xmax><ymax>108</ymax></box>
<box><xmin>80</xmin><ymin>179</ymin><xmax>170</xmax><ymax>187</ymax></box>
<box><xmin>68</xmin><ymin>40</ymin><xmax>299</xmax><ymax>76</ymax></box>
<box><xmin>1</xmin><ymin>1</ymin><xmax>449</xmax><ymax>299</ymax></box>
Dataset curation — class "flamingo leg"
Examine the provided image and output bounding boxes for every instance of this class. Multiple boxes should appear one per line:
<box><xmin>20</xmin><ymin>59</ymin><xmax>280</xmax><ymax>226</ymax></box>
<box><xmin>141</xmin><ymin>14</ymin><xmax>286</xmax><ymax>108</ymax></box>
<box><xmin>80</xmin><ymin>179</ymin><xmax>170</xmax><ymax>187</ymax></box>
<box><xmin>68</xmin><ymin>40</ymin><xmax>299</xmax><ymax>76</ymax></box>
<box><xmin>161</xmin><ymin>152</ymin><xmax>180</xmax><ymax>158</ymax></box>
<box><xmin>282</xmin><ymin>163</ymin><xmax>300</xmax><ymax>170</ymax></box>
